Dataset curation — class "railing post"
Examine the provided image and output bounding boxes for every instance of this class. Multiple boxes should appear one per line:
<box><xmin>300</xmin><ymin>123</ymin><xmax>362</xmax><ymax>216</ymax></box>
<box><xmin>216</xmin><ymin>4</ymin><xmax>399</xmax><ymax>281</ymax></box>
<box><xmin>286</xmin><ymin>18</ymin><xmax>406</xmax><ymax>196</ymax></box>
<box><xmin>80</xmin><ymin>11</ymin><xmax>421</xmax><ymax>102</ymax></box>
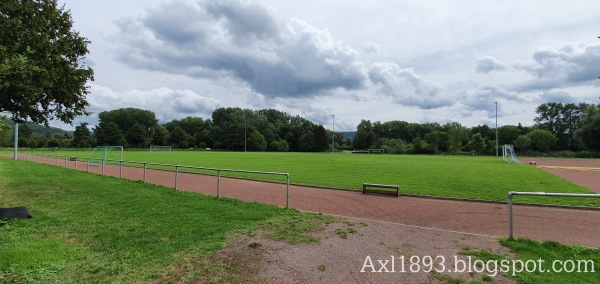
<box><xmin>119</xmin><ymin>160</ymin><xmax>123</xmax><ymax>178</ymax></box>
<box><xmin>87</xmin><ymin>158</ymin><xmax>90</xmax><ymax>172</ymax></box>
<box><xmin>217</xmin><ymin>169</ymin><xmax>221</xmax><ymax>198</ymax></box>
<box><xmin>175</xmin><ymin>166</ymin><xmax>179</xmax><ymax>190</ymax></box>
<box><xmin>508</xmin><ymin>192</ymin><xmax>514</xmax><ymax>240</ymax></box>
<box><xmin>286</xmin><ymin>174</ymin><xmax>290</xmax><ymax>209</ymax></box>
<box><xmin>102</xmin><ymin>159</ymin><xmax>105</xmax><ymax>176</ymax></box>
<box><xmin>143</xmin><ymin>163</ymin><xmax>147</xmax><ymax>183</ymax></box>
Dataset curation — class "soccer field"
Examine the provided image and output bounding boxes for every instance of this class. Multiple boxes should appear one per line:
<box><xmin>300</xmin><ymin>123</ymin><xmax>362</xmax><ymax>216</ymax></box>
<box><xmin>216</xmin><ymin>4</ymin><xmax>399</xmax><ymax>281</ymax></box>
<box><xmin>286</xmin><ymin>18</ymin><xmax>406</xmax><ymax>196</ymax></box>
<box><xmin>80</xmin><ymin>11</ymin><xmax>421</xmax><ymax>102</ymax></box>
<box><xmin>24</xmin><ymin>149</ymin><xmax>596</xmax><ymax>206</ymax></box>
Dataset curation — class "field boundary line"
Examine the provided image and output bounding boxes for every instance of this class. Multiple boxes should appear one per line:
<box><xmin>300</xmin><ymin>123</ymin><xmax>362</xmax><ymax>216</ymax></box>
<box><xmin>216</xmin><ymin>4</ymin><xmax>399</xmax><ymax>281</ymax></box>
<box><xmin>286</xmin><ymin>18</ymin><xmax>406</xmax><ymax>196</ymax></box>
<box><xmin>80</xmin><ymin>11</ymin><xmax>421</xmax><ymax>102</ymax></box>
<box><xmin>302</xmin><ymin>210</ymin><xmax>500</xmax><ymax>239</ymax></box>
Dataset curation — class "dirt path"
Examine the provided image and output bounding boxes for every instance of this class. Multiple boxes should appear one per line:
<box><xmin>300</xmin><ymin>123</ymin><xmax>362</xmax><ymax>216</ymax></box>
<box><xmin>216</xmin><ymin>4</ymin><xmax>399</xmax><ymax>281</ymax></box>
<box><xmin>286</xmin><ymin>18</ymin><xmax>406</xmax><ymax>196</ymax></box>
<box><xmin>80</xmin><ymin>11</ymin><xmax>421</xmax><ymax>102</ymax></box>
<box><xmin>22</xmin><ymin>155</ymin><xmax>600</xmax><ymax>248</ymax></box>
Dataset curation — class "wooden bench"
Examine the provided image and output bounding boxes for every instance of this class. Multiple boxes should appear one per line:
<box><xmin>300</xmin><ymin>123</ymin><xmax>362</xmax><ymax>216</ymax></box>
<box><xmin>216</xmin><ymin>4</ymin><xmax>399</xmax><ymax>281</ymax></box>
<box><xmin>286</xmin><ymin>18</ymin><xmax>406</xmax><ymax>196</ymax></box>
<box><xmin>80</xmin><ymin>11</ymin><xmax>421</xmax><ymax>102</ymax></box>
<box><xmin>362</xmin><ymin>183</ymin><xmax>400</xmax><ymax>197</ymax></box>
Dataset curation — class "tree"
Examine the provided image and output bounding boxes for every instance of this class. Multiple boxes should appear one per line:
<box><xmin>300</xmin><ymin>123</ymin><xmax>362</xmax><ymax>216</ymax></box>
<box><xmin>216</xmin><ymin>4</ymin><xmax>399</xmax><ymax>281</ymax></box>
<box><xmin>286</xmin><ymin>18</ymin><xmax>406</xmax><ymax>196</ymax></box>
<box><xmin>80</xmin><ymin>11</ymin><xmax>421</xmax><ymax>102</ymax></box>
<box><xmin>247</xmin><ymin>130</ymin><xmax>267</xmax><ymax>151</ymax></box>
<box><xmin>269</xmin><ymin>139</ymin><xmax>289</xmax><ymax>152</ymax></box>
<box><xmin>534</xmin><ymin>102</ymin><xmax>589</xmax><ymax>150</ymax></box>
<box><xmin>151</xmin><ymin>125</ymin><xmax>169</xmax><ymax>146</ymax></box>
<box><xmin>514</xmin><ymin>135</ymin><xmax>531</xmax><ymax>151</ymax></box>
<box><xmin>498</xmin><ymin>125</ymin><xmax>521</xmax><ymax>145</ymax></box>
<box><xmin>353</xmin><ymin>120</ymin><xmax>376</xmax><ymax>149</ymax></box>
<box><xmin>126</xmin><ymin>123</ymin><xmax>148</xmax><ymax>148</ymax></box>
<box><xmin>467</xmin><ymin>133</ymin><xmax>486</xmax><ymax>155</ymax></box>
<box><xmin>97</xmin><ymin>108</ymin><xmax>158</xmax><ymax>138</ymax></box>
<box><xmin>71</xmin><ymin>122</ymin><xmax>93</xmax><ymax>148</ymax></box>
<box><xmin>527</xmin><ymin>129</ymin><xmax>556</xmax><ymax>152</ymax></box>
<box><xmin>574</xmin><ymin>106</ymin><xmax>600</xmax><ymax>151</ymax></box>
<box><xmin>169</xmin><ymin>126</ymin><xmax>189</xmax><ymax>148</ymax></box>
<box><xmin>0</xmin><ymin>0</ymin><xmax>94</xmax><ymax>125</ymax></box>
<box><xmin>95</xmin><ymin>122</ymin><xmax>126</xmax><ymax>146</ymax></box>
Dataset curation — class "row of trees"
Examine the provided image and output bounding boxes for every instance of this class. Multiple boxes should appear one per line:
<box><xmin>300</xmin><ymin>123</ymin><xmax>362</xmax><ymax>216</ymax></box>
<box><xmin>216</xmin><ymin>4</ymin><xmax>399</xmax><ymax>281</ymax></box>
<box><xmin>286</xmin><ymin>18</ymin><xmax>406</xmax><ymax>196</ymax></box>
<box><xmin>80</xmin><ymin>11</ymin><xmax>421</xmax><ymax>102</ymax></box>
<box><xmin>353</xmin><ymin>102</ymin><xmax>600</xmax><ymax>155</ymax></box>
<box><xmin>78</xmin><ymin>107</ymin><xmax>343</xmax><ymax>152</ymax></box>
<box><xmin>2</xmin><ymin>102</ymin><xmax>599</xmax><ymax>154</ymax></box>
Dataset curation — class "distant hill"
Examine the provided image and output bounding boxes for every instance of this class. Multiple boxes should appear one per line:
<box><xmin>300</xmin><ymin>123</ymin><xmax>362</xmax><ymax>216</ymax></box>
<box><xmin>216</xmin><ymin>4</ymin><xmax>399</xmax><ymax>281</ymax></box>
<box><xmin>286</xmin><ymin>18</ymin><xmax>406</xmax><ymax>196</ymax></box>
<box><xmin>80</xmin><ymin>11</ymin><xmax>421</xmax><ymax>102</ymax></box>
<box><xmin>3</xmin><ymin>118</ymin><xmax>72</xmax><ymax>136</ymax></box>
<box><xmin>342</xmin><ymin>131</ymin><xmax>356</xmax><ymax>140</ymax></box>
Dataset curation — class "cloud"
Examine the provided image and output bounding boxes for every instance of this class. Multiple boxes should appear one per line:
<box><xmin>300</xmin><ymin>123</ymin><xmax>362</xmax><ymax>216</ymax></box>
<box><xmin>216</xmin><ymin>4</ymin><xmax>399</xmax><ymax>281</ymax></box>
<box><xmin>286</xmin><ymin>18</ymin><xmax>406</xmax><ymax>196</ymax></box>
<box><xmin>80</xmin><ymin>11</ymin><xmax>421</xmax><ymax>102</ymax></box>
<box><xmin>460</xmin><ymin>86</ymin><xmax>522</xmax><ymax>117</ymax></box>
<box><xmin>475</xmin><ymin>56</ymin><xmax>508</xmax><ymax>73</ymax></box>
<box><xmin>363</xmin><ymin>40</ymin><xmax>380</xmax><ymax>54</ymax></box>
<box><xmin>514</xmin><ymin>43</ymin><xmax>600</xmax><ymax>91</ymax></box>
<box><xmin>113</xmin><ymin>0</ymin><xmax>368</xmax><ymax>99</ymax></box>
<box><xmin>537</xmin><ymin>91</ymin><xmax>575</xmax><ymax>104</ymax></box>
<box><xmin>368</xmin><ymin>63</ymin><xmax>454</xmax><ymax>109</ymax></box>
<box><xmin>86</xmin><ymin>84</ymin><xmax>223</xmax><ymax>124</ymax></box>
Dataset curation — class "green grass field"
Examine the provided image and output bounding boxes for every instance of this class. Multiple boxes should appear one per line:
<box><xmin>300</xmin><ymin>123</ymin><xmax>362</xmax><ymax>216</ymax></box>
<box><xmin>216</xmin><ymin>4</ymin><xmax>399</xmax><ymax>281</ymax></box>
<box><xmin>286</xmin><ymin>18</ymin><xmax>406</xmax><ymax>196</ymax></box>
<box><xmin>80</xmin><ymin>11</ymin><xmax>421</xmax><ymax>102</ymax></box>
<box><xmin>0</xmin><ymin>158</ymin><xmax>334</xmax><ymax>283</ymax></box>
<box><xmin>2</xmin><ymin>158</ymin><xmax>599</xmax><ymax>283</ymax></box>
<box><xmin>24</xmin><ymin>149</ymin><xmax>597</xmax><ymax>207</ymax></box>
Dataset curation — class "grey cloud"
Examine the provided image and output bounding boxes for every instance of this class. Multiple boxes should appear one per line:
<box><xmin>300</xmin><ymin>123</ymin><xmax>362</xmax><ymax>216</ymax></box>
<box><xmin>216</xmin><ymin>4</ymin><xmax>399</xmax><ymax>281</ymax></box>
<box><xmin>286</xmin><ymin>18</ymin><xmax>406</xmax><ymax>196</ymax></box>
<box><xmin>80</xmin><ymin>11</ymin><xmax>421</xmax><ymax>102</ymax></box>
<box><xmin>514</xmin><ymin>43</ymin><xmax>600</xmax><ymax>91</ymax></box>
<box><xmin>475</xmin><ymin>56</ymin><xmax>507</xmax><ymax>73</ymax></box>
<box><xmin>368</xmin><ymin>63</ymin><xmax>454</xmax><ymax>109</ymax></box>
<box><xmin>537</xmin><ymin>91</ymin><xmax>574</xmax><ymax>104</ymax></box>
<box><xmin>114</xmin><ymin>0</ymin><xmax>368</xmax><ymax>99</ymax></box>
<box><xmin>460</xmin><ymin>86</ymin><xmax>521</xmax><ymax>117</ymax></box>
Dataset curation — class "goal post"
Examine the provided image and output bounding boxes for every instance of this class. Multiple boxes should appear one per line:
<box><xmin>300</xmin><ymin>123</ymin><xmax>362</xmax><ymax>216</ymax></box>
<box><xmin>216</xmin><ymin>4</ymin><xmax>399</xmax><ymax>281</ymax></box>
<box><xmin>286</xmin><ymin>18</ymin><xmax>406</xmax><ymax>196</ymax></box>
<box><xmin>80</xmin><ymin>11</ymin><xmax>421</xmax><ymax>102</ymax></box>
<box><xmin>89</xmin><ymin>146</ymin><xmax>123</xmax><ymax>165</ymax></box>
<box><xmin>150</xmin><ymin>145</ymin><xmax>172</xmax><ymax>152</ymax></box>
<box><xmin>502</xmin><ymin>145</ymin><xmax>520</xmax><ymax>163</ymax></box>
<box><xmin>367</xmin><ymin>149</ymin><xmax>385</xmax><ymax>154</ymax></box>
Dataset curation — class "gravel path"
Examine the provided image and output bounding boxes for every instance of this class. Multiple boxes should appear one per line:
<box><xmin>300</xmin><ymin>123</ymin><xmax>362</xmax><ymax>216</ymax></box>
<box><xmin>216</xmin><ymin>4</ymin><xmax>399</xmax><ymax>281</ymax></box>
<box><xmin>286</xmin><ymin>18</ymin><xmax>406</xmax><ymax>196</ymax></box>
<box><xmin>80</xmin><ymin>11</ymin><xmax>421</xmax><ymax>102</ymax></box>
<box><xmin>22</xmin><ymin>155</ymin><xmax>600</xmax><ymax>248</ymax></box>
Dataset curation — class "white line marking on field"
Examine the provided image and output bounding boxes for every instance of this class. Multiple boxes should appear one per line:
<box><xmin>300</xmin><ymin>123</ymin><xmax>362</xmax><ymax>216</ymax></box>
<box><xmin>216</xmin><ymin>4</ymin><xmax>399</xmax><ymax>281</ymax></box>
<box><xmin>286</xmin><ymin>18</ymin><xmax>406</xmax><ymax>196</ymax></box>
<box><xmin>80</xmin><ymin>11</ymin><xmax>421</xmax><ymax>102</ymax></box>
<box><xmin>301</xmin><ymin>210</ymin><xmax>500</xmax><ymax>239</ymax></box>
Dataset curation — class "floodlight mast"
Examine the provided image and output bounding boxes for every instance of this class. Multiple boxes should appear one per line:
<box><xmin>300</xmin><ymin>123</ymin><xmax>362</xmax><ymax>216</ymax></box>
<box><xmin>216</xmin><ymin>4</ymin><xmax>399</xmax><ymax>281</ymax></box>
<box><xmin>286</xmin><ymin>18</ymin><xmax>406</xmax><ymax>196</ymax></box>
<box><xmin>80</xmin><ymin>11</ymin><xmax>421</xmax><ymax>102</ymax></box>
<box><xmin>13</xmin><ymin>122</ymin><xmax>18</xmax><ymax>160</ymax></box>
<box><xmin>495</xmin><ymin>102</ymin><xmax>498</xmax><ymax>157</ymax></box>
<box><xmin>331</xmin><ymin>114</ymin><xmax>335</xmax><ymax>154</ymax></box>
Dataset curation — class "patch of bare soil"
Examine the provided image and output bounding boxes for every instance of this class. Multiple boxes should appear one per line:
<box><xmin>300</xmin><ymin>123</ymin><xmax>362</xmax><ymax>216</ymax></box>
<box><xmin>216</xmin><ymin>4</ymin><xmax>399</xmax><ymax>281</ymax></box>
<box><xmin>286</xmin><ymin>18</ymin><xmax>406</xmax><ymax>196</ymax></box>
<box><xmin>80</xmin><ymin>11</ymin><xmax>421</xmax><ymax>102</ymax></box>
<box><xmin>208</xmin><ymin>217</ymin><xmax>516</xmax><ymax>284</ymax></box>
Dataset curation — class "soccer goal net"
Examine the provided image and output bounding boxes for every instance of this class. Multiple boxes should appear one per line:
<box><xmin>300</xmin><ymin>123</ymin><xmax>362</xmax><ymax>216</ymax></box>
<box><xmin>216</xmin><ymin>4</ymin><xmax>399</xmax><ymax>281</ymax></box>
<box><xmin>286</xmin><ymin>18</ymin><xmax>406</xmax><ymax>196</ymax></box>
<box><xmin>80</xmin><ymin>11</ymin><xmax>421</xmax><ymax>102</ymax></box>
<box><xmin>367</xmin><ymin>149</ymin><xmax>385</xmax><ymax>154</ymax></box>
<box><xmin>150</xmin><ymin>145</ymin><xmax>172</xmax><ymax>152</ymax></box>
<box><xmin>89</xmin><ymin>146</ymin><xmax>123</xmax><ymax>166</ymax></box>
<box><xmin>502</xmin><ymin>145</ymin><xmax>520</xmax><ymax>163</ymax></box>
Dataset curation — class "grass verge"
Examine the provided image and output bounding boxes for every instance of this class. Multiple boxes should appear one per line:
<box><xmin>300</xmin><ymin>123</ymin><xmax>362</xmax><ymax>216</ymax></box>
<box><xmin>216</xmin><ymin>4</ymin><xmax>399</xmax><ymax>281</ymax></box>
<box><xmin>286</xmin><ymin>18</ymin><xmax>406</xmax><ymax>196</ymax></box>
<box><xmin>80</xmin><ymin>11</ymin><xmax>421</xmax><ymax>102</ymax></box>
<box><xmin>0</xmin><ymin>158</ymin><xmax>327</xmax><ymax>283</ymax></box>
<box><xmin>462</xmin><ymin>238</ymin><xmax>600</xmax><ymax>284</ymax></box>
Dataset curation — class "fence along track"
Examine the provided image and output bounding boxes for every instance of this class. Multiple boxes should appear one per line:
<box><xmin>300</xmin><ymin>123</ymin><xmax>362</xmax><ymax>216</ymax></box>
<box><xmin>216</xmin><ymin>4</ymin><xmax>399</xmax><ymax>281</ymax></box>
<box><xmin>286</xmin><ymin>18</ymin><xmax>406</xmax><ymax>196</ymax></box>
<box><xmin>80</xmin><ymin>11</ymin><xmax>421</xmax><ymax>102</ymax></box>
<box><xmin>20</xmin><ymin>153</ymin><xmax>291</xmax><ymax>209</ymax></box>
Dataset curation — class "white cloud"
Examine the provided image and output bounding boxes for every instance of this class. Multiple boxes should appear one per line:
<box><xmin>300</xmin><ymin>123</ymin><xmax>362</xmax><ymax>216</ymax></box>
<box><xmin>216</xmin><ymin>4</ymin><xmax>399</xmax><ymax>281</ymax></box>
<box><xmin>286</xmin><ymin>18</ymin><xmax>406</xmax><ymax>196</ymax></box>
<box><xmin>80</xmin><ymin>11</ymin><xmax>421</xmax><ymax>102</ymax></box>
<box><xmin>368</xmin><ymin>63</ymin><xmax>454</xmax><ymax>109</ymax></box>
<box><xmin>54</xmin><ymin>0</ymin><xmax>600</xmax><ymax>130</ymax></box>
<box><xmin>86</xmin><ymin>84</ymin><xmax>222</xmax><ymax>125</ymax></box>
<box><xmin>514</xmin><ymin>43</ymin><xmax>600</xmax><ymax>91</ymax></box>
<box><xmin>113</xmin><ymin>0</ymin><xmax>368</xmax><ymax>99</ymax></box>
<box><xmin>475</xmin><ymin>56</ymin><xmax>508</xmax><ymax>73</ymax></box>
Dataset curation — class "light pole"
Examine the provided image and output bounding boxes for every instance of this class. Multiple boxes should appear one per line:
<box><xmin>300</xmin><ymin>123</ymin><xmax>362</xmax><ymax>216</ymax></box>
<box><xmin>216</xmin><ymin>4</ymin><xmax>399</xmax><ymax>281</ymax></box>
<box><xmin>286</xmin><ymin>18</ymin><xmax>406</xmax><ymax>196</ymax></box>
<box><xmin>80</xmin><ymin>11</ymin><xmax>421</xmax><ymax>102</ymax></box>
<box><xmin>495</xmin><ymin>102</ymin><xmax>498</xmax><ymax>157</ymax></box>
<box><xmin>331</xmin><ymin>114</ymin><xmax>335</xmax><ymax>154</ymax></box>
<box><xmin>13</xmin><ymin>121</ymin><xmax>19</xmax><ymax>160</ymax></box>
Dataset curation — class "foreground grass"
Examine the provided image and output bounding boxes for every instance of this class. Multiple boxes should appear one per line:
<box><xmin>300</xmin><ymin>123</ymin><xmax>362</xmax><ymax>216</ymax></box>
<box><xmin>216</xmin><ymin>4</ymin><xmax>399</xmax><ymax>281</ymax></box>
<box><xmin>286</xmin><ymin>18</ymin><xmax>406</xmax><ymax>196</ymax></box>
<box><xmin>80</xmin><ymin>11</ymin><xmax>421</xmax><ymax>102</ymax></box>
<box><xmin>463</xmin><ymin>238</ymin><xmax>600</xmax><ymax>284</ymax></box>
<box><xmin>0</xmin><ymin>158</ymin><xmax>328</xmax><ymax>283</ymax></box>
<box><xmin>28</xmin><ymin>150</ymin><xmax>597</xmax><ymax>206</ymax></box>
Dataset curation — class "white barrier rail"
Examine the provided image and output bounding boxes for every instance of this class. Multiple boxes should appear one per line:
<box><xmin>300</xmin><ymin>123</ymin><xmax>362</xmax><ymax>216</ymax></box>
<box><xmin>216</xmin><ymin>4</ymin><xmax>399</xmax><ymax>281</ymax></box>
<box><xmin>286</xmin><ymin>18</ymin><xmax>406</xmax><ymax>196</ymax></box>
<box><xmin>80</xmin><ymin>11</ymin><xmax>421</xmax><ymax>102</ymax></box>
<box><xmin>21</xmin><ymin>153</ymin><xmax>291</xmax><ymax>209</ymax></box>
<box><xmin>508</xmin><ymin>191</ymin><xmax>600</xmax><ymax>239</ymax></box>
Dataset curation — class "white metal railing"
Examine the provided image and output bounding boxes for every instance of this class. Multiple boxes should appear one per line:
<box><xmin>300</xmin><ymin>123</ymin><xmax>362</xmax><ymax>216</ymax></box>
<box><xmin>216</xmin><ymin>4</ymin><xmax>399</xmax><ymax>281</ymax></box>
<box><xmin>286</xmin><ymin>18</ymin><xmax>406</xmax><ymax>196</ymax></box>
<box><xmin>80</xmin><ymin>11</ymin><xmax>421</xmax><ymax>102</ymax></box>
<box><xmin>508</xmin><ymin>191</ymin><xmax>600</xmax><ymax>239</ymax></box>
<box><xmin>21</xmin><ymin>153</ymin><xmax>291</xmax><ymax>208</ymax></box>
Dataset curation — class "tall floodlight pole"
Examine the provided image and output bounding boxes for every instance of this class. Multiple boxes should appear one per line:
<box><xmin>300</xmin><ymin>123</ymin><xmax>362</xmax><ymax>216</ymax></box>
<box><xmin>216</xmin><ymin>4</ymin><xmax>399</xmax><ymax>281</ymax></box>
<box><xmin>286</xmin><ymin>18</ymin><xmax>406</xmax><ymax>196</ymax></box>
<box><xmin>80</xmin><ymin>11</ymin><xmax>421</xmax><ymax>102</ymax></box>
<box><xmin>331</xmin><ymin>114</ymin><xmax>335</xmax><ymax>154</ymax></box>
<box><xmin>495</xmin><ymin>102</ymin><xmax>498</xmax><ymax>157</ymax></box>
<box><xmin>244</xmin><ymin>111</ymin><xmax>247</xmax><ymax>152</ymax></box>
<box><xmin>13</xmin><ymin>122</ymin><xmax>19</xmax><ymax>160</ymax></box>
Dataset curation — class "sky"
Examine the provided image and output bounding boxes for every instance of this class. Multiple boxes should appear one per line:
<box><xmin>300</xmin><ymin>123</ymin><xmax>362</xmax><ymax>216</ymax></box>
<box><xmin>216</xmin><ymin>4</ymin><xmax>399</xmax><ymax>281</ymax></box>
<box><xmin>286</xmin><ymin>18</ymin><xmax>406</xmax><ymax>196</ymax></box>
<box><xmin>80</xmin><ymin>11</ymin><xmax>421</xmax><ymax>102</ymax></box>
<box><xmin>54</xmin><ymin>0</ymin><xmax>600</xmax><ymax>132</ymax></box>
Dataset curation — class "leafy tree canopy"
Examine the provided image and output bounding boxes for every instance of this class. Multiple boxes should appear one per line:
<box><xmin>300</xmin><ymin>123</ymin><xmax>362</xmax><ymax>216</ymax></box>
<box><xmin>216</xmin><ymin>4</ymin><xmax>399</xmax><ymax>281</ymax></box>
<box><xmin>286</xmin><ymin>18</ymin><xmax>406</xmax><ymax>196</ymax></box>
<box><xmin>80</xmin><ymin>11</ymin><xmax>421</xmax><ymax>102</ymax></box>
<box><xmin>0</xmin><ymin>0</ymin><xmax>94</xmax><ymax>125</ymax></box>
